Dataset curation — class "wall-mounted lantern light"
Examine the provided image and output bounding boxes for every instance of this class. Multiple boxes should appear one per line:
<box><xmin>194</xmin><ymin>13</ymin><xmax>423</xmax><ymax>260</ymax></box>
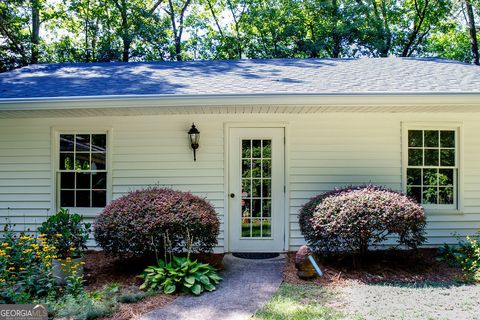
<box><xmin>188</xmin><ymin>123</ymin><xmax>200</xmax><ymax>161</ymax></box>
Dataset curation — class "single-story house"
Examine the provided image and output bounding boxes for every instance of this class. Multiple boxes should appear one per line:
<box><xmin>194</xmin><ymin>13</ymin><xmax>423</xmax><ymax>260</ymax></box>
<box><xmin>0</xmin><ymin>57</ymin><xmax>479</xmax><ymax>253</ymax></box>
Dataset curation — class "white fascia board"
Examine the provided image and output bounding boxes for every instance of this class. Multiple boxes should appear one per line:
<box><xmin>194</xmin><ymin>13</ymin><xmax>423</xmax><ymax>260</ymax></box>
<box><xmin>0</xmin><ymin>92</ymin><xmax>479</xmax><ymax>111</ymax></box>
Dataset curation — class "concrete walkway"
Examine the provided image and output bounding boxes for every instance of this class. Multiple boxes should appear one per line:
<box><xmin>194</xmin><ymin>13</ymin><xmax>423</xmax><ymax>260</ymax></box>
<box><xmin>141</xmin><ymin>254</ymin><xmax>285</xmax><ymax>320</ymax></box>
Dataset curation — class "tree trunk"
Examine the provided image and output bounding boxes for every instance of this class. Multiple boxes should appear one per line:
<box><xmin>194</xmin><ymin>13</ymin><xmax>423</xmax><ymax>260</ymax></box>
<box><xmin>31</xmin><ymin>0</ymin><xmax>40</xmax><ymax>64</ymax></box>
<box><xmin>174</xmin><ymin>36</ymin><xmax>182</xmax><ymax>61</ymax></box>
<box><xmin>401</xmin><ymin>0</ymin><xmax>428</xmax><ymax>57</ymax></box>
<box><xmin>465</xmin><ymin>0</ymin><xmax>479</xmax><ymax>65</ymax></box>
<box><xmin>331</xmin><ymin>0</ymin><xmax>341</xmax><ymax>58</ymax></box>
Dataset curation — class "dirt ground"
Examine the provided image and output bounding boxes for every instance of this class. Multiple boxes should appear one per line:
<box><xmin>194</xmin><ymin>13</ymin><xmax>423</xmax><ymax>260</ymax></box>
<box><xmin>283</xmin><ymin>248</ymin><xmax>464</xmax><ymax>286</ymax></box>
<box><xmin>83</xmin><ymin>251</ymin><xmax>224</xmax><ymax>320</ymax></box>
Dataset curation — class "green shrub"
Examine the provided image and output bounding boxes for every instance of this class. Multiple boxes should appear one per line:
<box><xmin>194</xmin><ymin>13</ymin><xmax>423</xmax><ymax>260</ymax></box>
<box><xmin>438</xmin><ymin>234</ymin><xmax>480</xmax><ymax>282</ymax></box>
<box><xmin>38</xmin><ymin>208</ymin><xmax>91</xmax><ymax>259</ymax></box>
<box><xmin>94</xmin><ymin>187</ymin><xmax>220</xmax><ymax>257</ymax></box>
<box><xmin>0</xmin><ymin>223</ymin><xmax>56</xmax><ymax>304</ymax></box>
<box><xmin>50</xmin><ymin>285</ymin><xmax>119</xmax><ymax>320</ymax></box>
<box><xmin>139</xmin><ymin>256</ymin><xmax>221</xmax><ymax>295</ymax></box>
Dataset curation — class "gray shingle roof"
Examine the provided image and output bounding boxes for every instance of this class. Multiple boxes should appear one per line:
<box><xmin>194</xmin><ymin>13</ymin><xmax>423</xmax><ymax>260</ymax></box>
<box><xmin>0</xmin><ymin>57</ymin><xmax>479</xmax><ymax>99</ymax></box>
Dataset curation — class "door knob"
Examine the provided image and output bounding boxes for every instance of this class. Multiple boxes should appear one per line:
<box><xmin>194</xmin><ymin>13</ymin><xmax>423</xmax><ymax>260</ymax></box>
<box><xmin>230</xmin><ymin>193</ymin><xmax>235</xmax><ymax>198</ymax></box>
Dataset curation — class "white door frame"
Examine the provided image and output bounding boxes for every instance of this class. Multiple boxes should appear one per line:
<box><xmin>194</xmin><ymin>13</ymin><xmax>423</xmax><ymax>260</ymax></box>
<box><xmin>223</xmin><ymin>122</ymin><xmax>290</xmax><ymax>252</ymax></box>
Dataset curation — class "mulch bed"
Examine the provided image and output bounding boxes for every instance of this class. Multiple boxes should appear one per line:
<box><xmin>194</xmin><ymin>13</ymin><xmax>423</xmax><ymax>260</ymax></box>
<box><xmin>283</xmin><ymin>248</ymin><xmax>463</xmax><ymax>286</ymax></box>
<box><xmin>83</xmin><ymin>250</ymin><xmax>224</xmax><ymax>319</ymax></box>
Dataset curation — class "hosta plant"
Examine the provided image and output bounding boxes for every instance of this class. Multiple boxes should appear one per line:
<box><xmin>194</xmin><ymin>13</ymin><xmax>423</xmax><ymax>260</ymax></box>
<box><xmin>139</xmin><ymin>256</ymin><xmax>221</xmax><ymax>295</ymax></box>
<box><xmin>300</xmin><ymin>185</ymin><xmax>426</xmax><ymax>255</ymax></box>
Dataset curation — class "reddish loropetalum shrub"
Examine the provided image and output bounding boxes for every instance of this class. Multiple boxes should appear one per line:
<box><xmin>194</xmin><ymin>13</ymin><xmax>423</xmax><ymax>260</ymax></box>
<box><xmin>300</xmin><ymin>185</ymin><xmax>426</xmax><ymax>255</ymax></box>
<box><xmin>94</xmin><ymin>188</ymin><xmax>220</xmax><ymax>257</ymax></box>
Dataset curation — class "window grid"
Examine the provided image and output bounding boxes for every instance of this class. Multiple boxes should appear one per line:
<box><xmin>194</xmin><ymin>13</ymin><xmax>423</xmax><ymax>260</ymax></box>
<box><xmin>241</xmin><ymin>139</ymin><xmax>272</xmax><ymax>238</ymax></box>
<box><xmin>406</xmin><ymin>129</ymin><xmax>457</xmax><ymax>208</ymax></box>
<box><xmin>58</xmin><ymin>133</ymin><xmax>107</xmax><ymax>208</ymax></box>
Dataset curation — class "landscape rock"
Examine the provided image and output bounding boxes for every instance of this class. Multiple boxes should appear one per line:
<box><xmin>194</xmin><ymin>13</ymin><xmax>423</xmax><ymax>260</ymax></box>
<box><xmin>295</xmin><ymin>245</ymin><xmax>317</xmax><ymax>279</ymax></box>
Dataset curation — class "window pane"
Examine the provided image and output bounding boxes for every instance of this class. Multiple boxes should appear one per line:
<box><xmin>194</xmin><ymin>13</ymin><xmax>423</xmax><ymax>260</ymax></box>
<box><xmin>408</xmin><ymin>130</ymin><xmax>422</xmax><ymax>147</ymax></box>
<box><xmin>251</xmin><ymin>179</ymin><xmax>261</xmax><ymax>197</ymax></box>
<box><xmin>423</xmin><ymin>169</ymin><xmax>438</xmax><ymax>186</ymax></box>
<box><xmin>242</xmin><ymin>160</ymin><xmax>251</xmax><ymax>178</ymax></box>
<box><xmin>92</xmin><ymin>172</ymin><xmax>107</xmax><ymax>189</ymax></box>
<box><xmin>251</xmin><ymin>219</ymin><xmax>261</xmax><ymax>237</ymax></box>
<box><xmin>439</xmin><ymin>187</ymin><xmax>454</xmax><ymax>204</ymax></box>
<box><xmin>60</xmin><ymin>172</ymin><xmax>75</xmax><ymax>189</ymax></box>
<box><xmin>439</xmin><ymin>169</ymin><xmax>454</xmax><ymax>186</ymax></box>
<box><xmin>440</xmin><ymin>149</ymin><xmax>455</xmax><ymax>166</ymax></box>
<box><xmin>60</xmin><ymin>135</ymin><xmax>75</xmax><ymax>151</ymax></box>
<box><xmin>92</xmin><ymin>190</ymin><xmax>106</xmax><ymax>207</ymax></box>
<box><xmin>252</xmin><ymin>199</ymin><xmax>261</xmax><ymax>217</ymax></box>
<box><xmin>262</xmin><ymin>140</ymin><xmax>271</xmax><ymax>158</ymax></box>
<box><xmin>424</xmin><ymin>130</ymin><xmax>439</xmax><ymax>147</ymax></box>
<box><xmin>407</xmin><ymin>168</ymin><xmax>421</xmax><ymax>185</ymax></box>
<box><xmin>242</xmin><ymin>140</ymin><xmax>251</xmax><ymax>158</ymax></box>
<box><xmin>262</xmin><ymin>219</ymin><xmax>271</xmax><ymax>237</ymax></box>
<box><xmin>75</xmin><ymin>153</ymin><xmax>90</xmax><ymax>170</ymax></box>
<box><xmin>76</xmin><ymin>134</ymin><xmax>90</xmax><ymax>151</ymax></box>
<box><xmin>91</xmin><ymin>134</ymin><xmax>106</xmax><ymax>152</ymax></box>
<box><xmin>262</xmin><ymin>179</ymin><xmax>271</xmax><ymax>197</ymax></box>
<box><xmin>262</xmin><ymin>160</ymin><xmax>271</xmax><ymax>178</ymax></box>
<box><xmin>91</xmin><ymin>153</ymin><xmax>106</xmax><ymax>170</ymax></box>
<box><xmin>252</xmin><ymin>140</ymin><xmax>262</xmax><ymax>158</ymax></box>
<box><xmin>60</xmin><ymin>153</ymin><xmax>74</xmax><ymax>170</ymax></box>
<box><xmin>242</xmin><ymin>219</ymin><xmax>250</xmax><ymax>237</ymax></box>
<box><xmin>251</xmin><ymin>160</ymin><xmax>262</xmax><ymax>178</ymax></box>
<box><xmin>76</xmin><ymin>172</ymin><xmax>90</xmax><ymax>189</ymax></box>
<box><xmin>76</xmin><ymin>190</ymin><xmax>90</xmax><ymax>207</ymax></box>
<box><xmin>440</xmin><ymin>131</ymin><xmax>455</xmax><ymax>148</ymax></box>
<box><xmin>242</xmin><ymin>198</ymin><xmax>250</xmax><ymax>217</ymax></box>
<box><xmin>242</xmin><ymin>179</ymin><xmax>251</xmax><ymax>197</ymax></box>
<box><xmin>424</xmin><ymin>149</ymin><xmax>439</xmax><ymax>166</ymax></box>
<box><xmin>423</xmin><ymin>187</ymin><xmax>438</xmax><ymax>204</ymax></box>
<box><xmin>408</xmin><ymin>149</ymin><xmax>422</xmax><ymax>166</ymax></box>
<box><xmin>60</xmin><ymin>190</ymin><xmax>74</xmax><ymax>207</ymax></box>
<box><xmin>262</xmin><ymin>199</ymin><xmax>271</xmax><ymax>217</ymax></box>
<box><xmin>407</xmin><ymin>186</ymin><xmax>421</xmax><ymax>204</ymax></box>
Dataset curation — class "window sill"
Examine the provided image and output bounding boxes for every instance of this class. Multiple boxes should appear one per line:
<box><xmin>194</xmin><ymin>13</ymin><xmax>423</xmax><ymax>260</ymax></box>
<box><xmin>60</xmin><ymin>207</ymin><xmax>104</xmax><ymax>216</ymax></box>
<box><xmin>424</xmin><ymin>208</ymin><xmax>463</xmax><ymax>215</ymax></box>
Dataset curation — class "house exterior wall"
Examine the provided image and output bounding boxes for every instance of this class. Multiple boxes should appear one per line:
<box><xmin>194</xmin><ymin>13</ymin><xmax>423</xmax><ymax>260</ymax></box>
<box><xmin>1</xmin><ymin>111</ymin><xmax>480</xmax><ymax>251</ymax></box>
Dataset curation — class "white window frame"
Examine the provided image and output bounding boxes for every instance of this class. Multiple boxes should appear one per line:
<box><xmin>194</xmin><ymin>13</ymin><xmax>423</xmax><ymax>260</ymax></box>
<box><xmin>52</xmin><ymin>127</ymin><xmax>113</xmax><ymax>215</ymax></box>
<box><xmin>402</xmin><ymin>122</ymin><xmax>463</xmax><ymax>214</ymax></box>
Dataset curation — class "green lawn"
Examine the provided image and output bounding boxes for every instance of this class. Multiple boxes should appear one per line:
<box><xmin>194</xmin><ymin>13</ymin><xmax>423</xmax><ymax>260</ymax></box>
<box><xmin>252</xmin><ymin>284</ymin><xmax>348</xmax><ymax>320</ymax></box>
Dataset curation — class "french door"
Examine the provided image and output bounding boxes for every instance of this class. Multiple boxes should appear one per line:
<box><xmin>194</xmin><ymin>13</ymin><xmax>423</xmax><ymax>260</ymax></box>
<box><xmin>228</xmin><ymin>127</ymin><xmax>285</xmax><ymax>252</ymax></box>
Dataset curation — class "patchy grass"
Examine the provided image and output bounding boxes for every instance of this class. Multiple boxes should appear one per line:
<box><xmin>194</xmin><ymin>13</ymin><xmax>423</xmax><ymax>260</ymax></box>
<box><xmin>253</xmin><ymin>284</ymin><xmax>349</xmax><ymax>320</ymax></box>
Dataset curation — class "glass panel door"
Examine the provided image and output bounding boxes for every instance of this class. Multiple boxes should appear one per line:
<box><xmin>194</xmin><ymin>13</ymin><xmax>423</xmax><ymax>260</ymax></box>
<box><xmin>228</xmin><ymin>127</ymin><xmax>285</xmax><ymax>252</ymax></box>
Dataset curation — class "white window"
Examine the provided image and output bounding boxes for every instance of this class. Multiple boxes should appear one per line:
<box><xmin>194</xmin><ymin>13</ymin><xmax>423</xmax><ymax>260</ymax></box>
<box><xmin>404</xmin><ymin>127</ymin><xmax>459</xmax><ymax>210</ymax></box>
<box><xmin>57</xmin><ymin>133</ymin><xmax>107</xmax><ymax>208</ymax></box>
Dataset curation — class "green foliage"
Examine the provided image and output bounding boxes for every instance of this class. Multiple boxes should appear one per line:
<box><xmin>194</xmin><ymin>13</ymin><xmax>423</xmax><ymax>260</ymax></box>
<box><xmin>38</xmin><ymin>208</ymin><xmax>91</xmax><ymax>259</ymax></box>
<box><xmin>50</xmin><ymin>284</ymin><xmax>119</xmax><ymax>320</ymax></box>
<box><xmin>139</xmin><ymin>256</ymin><xmax>221</xmax><ymax>295</ymax></box>
<box><xmin>438</xmin><ymin>234</ymin><xmax>480</xmax><ymax>282</ymax></box>
<box><xmin>1</xmin><ymin>0</ymin><xmax>480</xmax><ymax>69</ymax></box>
<box><xmin>0</xmin><ymin>223</ymin><xmax>56</xmax><ymax>304</ymax></box>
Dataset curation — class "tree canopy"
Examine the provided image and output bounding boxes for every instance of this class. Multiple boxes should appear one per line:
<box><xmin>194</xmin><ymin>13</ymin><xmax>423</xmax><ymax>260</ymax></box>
<box><xmin>0</xmin><ymin>0</ymin><xmax>479</xmax><ymax>72</ymax></box>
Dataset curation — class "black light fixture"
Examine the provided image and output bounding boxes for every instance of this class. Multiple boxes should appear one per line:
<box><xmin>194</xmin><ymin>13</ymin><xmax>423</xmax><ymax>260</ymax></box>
<box><xmin>188</xmin><ymin>123</ymin><xmax>200</xmax><ymax>161</ymax></box>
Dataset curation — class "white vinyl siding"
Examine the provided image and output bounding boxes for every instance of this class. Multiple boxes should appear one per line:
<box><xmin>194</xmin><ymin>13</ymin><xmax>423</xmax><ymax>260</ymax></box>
<box><xmin>1</xmin><ymin>112</ymin><xmax>480</xmax><ymax>251</ymax></box>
